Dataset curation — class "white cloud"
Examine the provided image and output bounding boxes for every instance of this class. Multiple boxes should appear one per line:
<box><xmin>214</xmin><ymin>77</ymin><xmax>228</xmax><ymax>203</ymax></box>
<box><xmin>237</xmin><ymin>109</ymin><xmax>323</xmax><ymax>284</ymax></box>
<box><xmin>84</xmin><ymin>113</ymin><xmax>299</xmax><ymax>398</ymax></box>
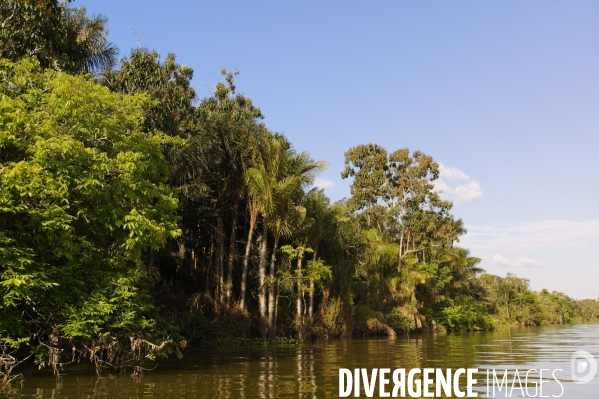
<box><xmin>459</xmin><ymin>219</ymin><xmax>599</xmax><ymax>272</ymax></box>
<box><xmin>492</xmin><ymin>254</ymin><xmax>541</xmax><ymax>268</ymax></box>
<box><xmin>313</xmin><ymin>178</ymin><xmax>335</xmax><ymax>190</ymax></box>
<box><xmin>462</xmin><ymin>219</ymin><xmax>599</xmax><ymax>254</ymax></box>
<box><xmin>434</xmin><ymin>163</ymin><xmax>483</xmax><ymax>203</ymax></box>
<box><xmin>438</xmin><ymin>164</ymin><xmax>470</xmax><ymax>181</ymax></box>
<box><xmin>459</xmin><ymin>220</ymin><xmax>599</xmax><ymax>299</ymax></box>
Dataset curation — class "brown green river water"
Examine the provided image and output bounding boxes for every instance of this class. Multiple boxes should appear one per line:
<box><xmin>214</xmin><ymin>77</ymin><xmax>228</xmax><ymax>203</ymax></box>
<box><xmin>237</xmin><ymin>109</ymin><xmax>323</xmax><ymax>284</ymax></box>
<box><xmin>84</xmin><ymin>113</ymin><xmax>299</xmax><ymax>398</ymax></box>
<box><xmin>2</xmin><ymin>324</ymin><xmax>598</xmax><ymax>398</ymax></box>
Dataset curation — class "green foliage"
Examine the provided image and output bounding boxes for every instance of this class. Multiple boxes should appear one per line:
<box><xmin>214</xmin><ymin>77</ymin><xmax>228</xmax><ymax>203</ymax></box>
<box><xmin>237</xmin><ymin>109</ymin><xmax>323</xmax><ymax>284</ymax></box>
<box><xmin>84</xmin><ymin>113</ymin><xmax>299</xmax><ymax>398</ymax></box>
<box><xmin>0</xmin><ymin>0</ymin><xmax>67</xmax><ymax>67</ymax></box>
<box><xmin>342</xmin><ymin>144</ymin><xmax>459</xmax><ymax>251</ymax></box>
<box><xmin>103</xmin><ymin>49</ymin><xmax>196</xmax><ymax>137</ymax></box>
<box><xmin>338</xmin><ymin>143</ymin><xmax>477</xmax><ymax>333</ymax></box>
<box><xmin>353</xmin><ymin>306</ymin><xmax>395</xmax><ymax>336</ymax></box>
<box><xmin>1</xmin><ymin>2</ymin><xmax>117</xmax><ymax>74</ymax></box>
<box><xmin>385</xmin><ymin>307</ymin><xmax>416</xmax><ymax>331</ymax></box>
<box><xmin>305</xmin><ymin>259</ymin><xmax>332</xmax><ymax>288</ymax></box>
<box><xmin>0</xmin><ymin>58</ymin><xmax>180</xmax><ymax>372</ymax></box>
<box><xmin>435</xmin><ymin>299</ymin><xmax>495</xmax><ymax>331</ymax></box>
<box><xmin>314</xmin><ymin>296</ymin><xmax>353</xmax><ymax>338</ymax></box>
<box><xmin>473</xmin><ymin>274</ymin><xmax>597</xmax><ymax>328</ymax></box>
<box><xmin>184</xmin><ymin>310</ymin><xmax>297</xmax><ymax>346</ymax></box>
<box><xmin>572</xmin><ymin>299</ymin><xmax>599</xmax><ymax>323</ymax></box>
<box><xmin>277</xmin><ymin>250</ymin><xmax>332</xmax><ymax>300</ymax></box>
<box><xmin>62</xmin><ymin>6</ymin><xmax>118</xmax><ymax>74</ymax></box>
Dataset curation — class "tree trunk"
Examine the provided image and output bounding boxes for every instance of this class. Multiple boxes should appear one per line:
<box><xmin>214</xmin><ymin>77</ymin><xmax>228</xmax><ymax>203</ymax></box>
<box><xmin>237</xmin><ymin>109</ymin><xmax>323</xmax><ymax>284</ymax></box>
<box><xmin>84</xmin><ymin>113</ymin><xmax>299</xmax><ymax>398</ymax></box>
<box><xmin>239</xmin><ymin>208</ymin><xmax>257</xmax><ymax>311</ymax></box>
<box><xmin>399</xmin><ymin>229</ymin><xmax>404</xmax><ymax>260</ymax></box>
<box><xmin>148</xmin><ymin>247</ymin><xmax>154</xmax><ymax>269</ymax></box>
<box><xmin>273</xmin><ymin>284</ymin><xmax>279</xmax><ymax>339</ymax></box>
<box><xmin>206</xmin><ymin>241</ymin><xmax>214</xmax><ymax>294</ymax></box>
<box><xmin>225</xmin><ymin>201</ymin><xmax>239</xmax><ymax>307</ymax></box>
<box><xmin>309</xmin><ymin>281</ymin><xmax>314</xmax><ymax>318</ymax></box>
<box><xmin>267</xmin><ymin>235</ymin><xmax>280</xmax><ymax>339</ymax></box>
<box><xmin>414</xmin><ymin>313</ymin><xmax>422</xmax><ymax>329</ymax></box>
<box><xmin>296</xmin><ymin>254</ymin><xmax>303</xmax><ymax>317</ymax></box>
<box><xmin>259</xmin><ymin>222</ymin><xmax>268</xmax><ymax>340</ymax></box>
<box><xmin>296</xmin><ymin>253</ymin><xmax>304</xmax><ymax>338</ymax></box>
<box><xmin>308</xmin><ymin>248</ymin><xmax>318</xmax><ymax>319</ymax></box>
<box><xmin>216</xmin><ymin>215</ymin><xmax>225</xmax><ymax>303</ymax></box>
<box><xmin>319</xmin><ymin>286</ymin><xmax>330</xmax><ymax>317</ymax></box>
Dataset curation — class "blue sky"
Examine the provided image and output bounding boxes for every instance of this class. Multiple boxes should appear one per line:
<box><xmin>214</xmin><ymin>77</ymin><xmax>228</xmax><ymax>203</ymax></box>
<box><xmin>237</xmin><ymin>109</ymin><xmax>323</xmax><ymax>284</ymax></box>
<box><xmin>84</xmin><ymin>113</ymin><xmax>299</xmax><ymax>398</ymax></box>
<box><xmin>78</xmin><ymin>0</ymin><xmax>599</xmax><ymax>299</ymax></box>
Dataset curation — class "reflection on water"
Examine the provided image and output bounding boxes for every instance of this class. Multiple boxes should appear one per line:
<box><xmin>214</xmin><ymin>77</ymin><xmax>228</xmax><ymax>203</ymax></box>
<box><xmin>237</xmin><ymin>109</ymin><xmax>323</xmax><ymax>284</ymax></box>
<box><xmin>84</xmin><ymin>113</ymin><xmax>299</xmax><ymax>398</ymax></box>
<box><xmin>2</xmin><ymin>324</ymin><xmax>598</xmax><ymax>398</ymax></box>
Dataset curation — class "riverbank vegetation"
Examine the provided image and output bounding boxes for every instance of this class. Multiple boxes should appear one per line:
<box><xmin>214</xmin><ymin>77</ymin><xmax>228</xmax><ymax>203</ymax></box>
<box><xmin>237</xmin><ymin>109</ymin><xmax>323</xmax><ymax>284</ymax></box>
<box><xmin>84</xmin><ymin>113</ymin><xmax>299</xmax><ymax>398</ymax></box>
<box><xmin>1</xmin><ymin>0</ymin><xmax>598</xmax><ymax>381</ymax></box>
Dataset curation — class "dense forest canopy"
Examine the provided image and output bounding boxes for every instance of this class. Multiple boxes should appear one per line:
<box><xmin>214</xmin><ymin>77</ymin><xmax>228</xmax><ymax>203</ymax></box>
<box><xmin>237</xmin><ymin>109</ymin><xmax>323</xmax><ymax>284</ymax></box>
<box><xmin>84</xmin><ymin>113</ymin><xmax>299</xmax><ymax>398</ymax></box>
<box><xmin>1</xmin><ymin>0</ymin><xmax>598</xmax><ymax>382</ymax></box>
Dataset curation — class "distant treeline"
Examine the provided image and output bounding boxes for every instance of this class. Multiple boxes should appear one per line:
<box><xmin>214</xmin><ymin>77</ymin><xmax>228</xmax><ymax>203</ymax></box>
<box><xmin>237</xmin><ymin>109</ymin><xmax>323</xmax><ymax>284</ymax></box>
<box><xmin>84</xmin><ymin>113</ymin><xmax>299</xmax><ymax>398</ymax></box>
<box><xmin>1</xmin><ymin>0</ymin><xmax>598</xmax><ymax>382</ymax></box>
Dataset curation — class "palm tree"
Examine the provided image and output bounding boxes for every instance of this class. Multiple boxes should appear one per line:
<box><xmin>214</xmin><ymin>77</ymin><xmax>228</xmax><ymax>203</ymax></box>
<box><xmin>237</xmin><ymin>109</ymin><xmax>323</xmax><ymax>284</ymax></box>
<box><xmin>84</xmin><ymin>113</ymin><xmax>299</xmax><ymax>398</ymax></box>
<box><xmin>247</xmin><ymin>133</ymin><xmax>325</xmax><ymax>339</ymax></box>
<box><xmin>166</xmin><ymin>70</ymin><xmax>262</xmax><ymax>311</ymax></box>
<box><xmin>239</xmin><ymin>125</ymin><xmax>269</xmax><ymax>311</ymax></box>
<box><xmin>246</xmin><ymin>163</ymin><xmax>274</xmax><ymax>339</ymax></box>
<box><xmin>186</xmin><ymin>70</ymin><xmax>263</xmax><ymax>307</ymax></box>
<box><xmin>304</xmin><ymin>188</ymin><xmax>339</xmax><ymax>318</ymax></box>
<box><xmin>239</xmin><ymin>194</ymin><xmax>258</xmax><ymax>311</ymax></box>
<box><xmin>246</xmin><ymin>134</ymin><xmax>289</xmax><ymax>339</ymax></box>
<box><xmin>267</xmin><ymin>190</ymin><xmax>305</xmax><ymax>338</ymax></box>
<box><xmin>62</xmin><ymin>6</ymin><xmax>118</xmax><ymax>74</ymax></box>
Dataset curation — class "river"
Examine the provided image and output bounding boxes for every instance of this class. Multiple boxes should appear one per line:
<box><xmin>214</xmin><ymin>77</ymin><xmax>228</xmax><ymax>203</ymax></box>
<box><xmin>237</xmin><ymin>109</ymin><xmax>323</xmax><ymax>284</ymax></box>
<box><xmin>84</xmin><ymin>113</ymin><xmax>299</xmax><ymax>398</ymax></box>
<box><xmin>2</xmin><ymin>324</ymin><xmax>598</xmax><ymax>398</ymax></box>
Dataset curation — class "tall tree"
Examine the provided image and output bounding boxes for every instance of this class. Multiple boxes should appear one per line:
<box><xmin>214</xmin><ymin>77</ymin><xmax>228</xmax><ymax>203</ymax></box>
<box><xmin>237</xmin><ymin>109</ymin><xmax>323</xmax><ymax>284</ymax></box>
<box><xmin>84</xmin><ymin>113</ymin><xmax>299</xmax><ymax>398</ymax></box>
<box><xmin>304</xmin><ymin>188</ymin><xmax>337</xmax><ymax>318</ymax></box>
<box><xmin>0</xmin><ymin>0</ymin><xmax>66</xmax><ymax>66</ymax></box>
<box><xmin>0</xmin><ymin>58</ymin><xmax>181</xmax><ymax>373</ymax></box>
<box><xmin>102</xmin><ymin>49</ymin><xmax>196</xmax><ymax>137</ymax></box>
<box><xmin>267</xmin><ymin>187</ymin><xmax>305</xmax><ymax>338</ymax></box>
<box><xmin>246</xmin><ymin>134</ymin><xmax>287</xmax><ymax>339</ymax></box>
<box><xmin>62</xmin><ymin>6</ymin><xmax>118</xmax><ymax>74</ymax></box>
<box><xmin>1</xmin><ymin>2</ymin><xmax>118</xmax><ymax>73</ymax></box>
<box><xmin>342</xmin><ymin>144</ymin><xmax>464</xmax><ymax>327</ymax></box>
<box><xmin>247</xmin><ymin>133</ymin><xmax>324</xmax><ymax>338</ymax></box>
<box><xmin>267</xmin><ymin>146</ymin><xmax>325</xmax><ymax>337</ymax></box>
<box><xmin>194</xmin><ymin>70</ymin><xmax>263</xmax><ymax>307</ymax></box>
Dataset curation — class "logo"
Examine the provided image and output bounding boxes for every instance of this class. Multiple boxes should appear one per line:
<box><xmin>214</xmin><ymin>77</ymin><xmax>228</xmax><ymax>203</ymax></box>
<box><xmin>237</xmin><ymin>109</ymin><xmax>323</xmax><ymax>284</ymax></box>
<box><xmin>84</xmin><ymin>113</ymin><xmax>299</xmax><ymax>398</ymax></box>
<box><xmin>571</xmin><ymin>350</ymin><xmax>597</xmax><ymax>384</ymax></box>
